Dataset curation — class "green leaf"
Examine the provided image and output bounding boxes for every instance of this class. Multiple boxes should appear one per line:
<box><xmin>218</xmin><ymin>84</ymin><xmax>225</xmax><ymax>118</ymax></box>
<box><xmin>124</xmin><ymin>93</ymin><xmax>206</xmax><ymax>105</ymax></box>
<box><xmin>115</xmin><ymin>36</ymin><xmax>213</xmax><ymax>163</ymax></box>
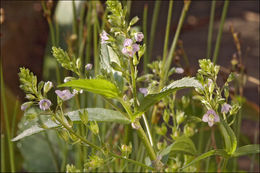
<box><xmin>59</xmin><ymin>79</ymin><xmax>120</xmax><ymax>98</ymax></box>
<box><xmin>12</xmin><ymin>108</ymin><xmax>130</xmax><ymax>141</ymax></box>
<box><xmin>181</xmin><ymin>149</ymin><xmax>229</xmax><ymax>169</ymax></box>
<box><xmin>137</xmin><ymin>77</ymin><xmax>202</xmax><ymax>114</ymax></box>
<box><xmin>233</xmin><ymin>144</ymin><xmax>260</xmax><ymax>157</ymax></box>
<box><xmin>160</xmin><ymin>136</ymin><xmax>197</xmax><ymax>157</ymax></box>
<box><xmin>219</xmin><ymin>120</ymin><xmax>237</xmax><ymax>154</ymax></box>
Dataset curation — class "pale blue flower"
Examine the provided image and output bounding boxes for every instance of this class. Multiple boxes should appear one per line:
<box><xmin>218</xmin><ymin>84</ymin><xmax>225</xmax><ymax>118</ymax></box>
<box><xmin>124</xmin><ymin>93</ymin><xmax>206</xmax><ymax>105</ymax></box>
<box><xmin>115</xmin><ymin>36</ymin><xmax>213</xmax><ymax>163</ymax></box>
<box><xmin>39</xmin><ymin>99</ymin><xmax>51</xmax><ymax>111</ymax></box>
<box><xmin>139</xmin><ymin>88</ymin><xmax>148</xmax><ymax>96</ymax></box>
<box><xmin>122</xmin><ymin>38</ymin><xmax>140</xmax><ymax>57</ymax></box>
<box><xmin>100</xmin><ymin>30</ymin><xmax>109</xmax><ymax>44</ymax></box>
<box><xmin>221</xmin><ymin>103</ymin><xmax>232</xmax><ymax>113</ymax></box>
<box><xmin>202</xmin><ymin>109</ymin><xmax>220</xmax><ymax>127</ymax></box>
<box><xmin>85</xmin><ymin>63</ymin><xmax>93</xmax><ymax>71</ymax></box>
<box><xmin>123</xmin><ymin>38</ymin><xmax>133</xmax><ymax>47</ymax></box>
<box><xmin>134</xmin><ymin>32</ymin><xmax>144</xmax><ymax>42</ymax></box>
<box><xmin>175</xmin><ymin>67</ymin><xmax>184</xmax><ymax>74</ymax></box>
<box><xmin>55</xmin><ymin>89</ymin><xmax>74</xmax><ymax>101</ymax></box>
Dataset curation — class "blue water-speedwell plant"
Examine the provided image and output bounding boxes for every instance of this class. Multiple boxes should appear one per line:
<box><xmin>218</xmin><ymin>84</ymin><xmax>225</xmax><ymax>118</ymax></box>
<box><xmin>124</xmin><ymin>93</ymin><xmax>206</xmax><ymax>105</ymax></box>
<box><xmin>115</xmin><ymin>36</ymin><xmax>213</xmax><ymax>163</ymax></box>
<box><xmin>12</xmin><ymin>0</ymin><xmax>259</xmax><ymax>172</ymax></box>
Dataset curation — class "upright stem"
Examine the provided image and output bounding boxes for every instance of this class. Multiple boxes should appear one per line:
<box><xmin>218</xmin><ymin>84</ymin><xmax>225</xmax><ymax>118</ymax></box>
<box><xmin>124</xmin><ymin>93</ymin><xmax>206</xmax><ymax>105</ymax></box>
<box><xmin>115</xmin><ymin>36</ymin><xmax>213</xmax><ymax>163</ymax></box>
<box><xmin>1</xmin><ymin>135</ymin><xmax>5</xmax><ymax>172</ymax></box>
<box><xmin>129</xmin><ymin>58</ymin><xmax>138</xmax><ymax>110</ymax></box>
<box><xmin>136</xmin><ymin>123</ymin><xmax>157</xmax><ymax>161</ymax></box>
<box><xmin>212</xmin><ymin>0</ymin><xmax>229</xmax><ymax>64</ymax></box>
<box><xmin>142</xmin><ymin>4</ymin><xmax>148</xmax><ymax>73</ymax></box>
<box><xmin>0</xmin><ymin>65</ymin><xmax>15</xmax><ymax>172</ymax></box>
<box><xmin>54</xmin><ymin>114</ymin><xmax>154</xmax><ymax>171</ymax></box>
<box><xmin>160</xmin><ymin>0</ymin><xmax>191</xmax><ymax>88</ymax></box>
<box><xmin>148</xmin><ymin>0</ymin><xmax>161</xmax><ymax>63</ymax></box>
<box><xmin>41</xmin><ymin>1</ymin><xmax>61</xmax><ymax>84</ymax></box>
<box><xmin>162</xmin><ymin>0</ymin><xmax>174</xmax><ymax>68</ymax></box>
<box><xmin>206</xmin><ymin>0</ymin><xmax>216</xmax><ymax>58</ymax></box>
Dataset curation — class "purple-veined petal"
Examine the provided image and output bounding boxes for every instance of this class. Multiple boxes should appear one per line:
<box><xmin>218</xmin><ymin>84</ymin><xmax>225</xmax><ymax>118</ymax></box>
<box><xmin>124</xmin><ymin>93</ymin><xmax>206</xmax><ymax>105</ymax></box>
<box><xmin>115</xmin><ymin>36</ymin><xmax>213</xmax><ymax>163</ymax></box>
<box><xmin>39</xmin><ymin>99</ymin><xmax>51</xmax><ymax>111</ymax></box>
<box><xmin>123</xmin><ymin>38</ymin><xmax>133</xmax><ymax>47</ymax></box>
<box><xmin>55</xmin><ymin>90</ymin><xmax>75</xmax><ymax>101</ymax></box>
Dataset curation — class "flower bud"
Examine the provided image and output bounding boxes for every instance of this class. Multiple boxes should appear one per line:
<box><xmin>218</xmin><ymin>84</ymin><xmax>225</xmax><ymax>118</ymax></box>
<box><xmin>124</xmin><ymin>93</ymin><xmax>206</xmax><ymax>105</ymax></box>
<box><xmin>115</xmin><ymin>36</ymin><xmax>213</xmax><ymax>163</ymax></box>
<box><xmin>90</xmin><ymin>121</ymin><xmax>99</xmax><ymax>135</ymax></box>
<box><xmin>64</xmin><ymin>77</ymin><xmax>74</xmax><ymax>83</ymax></box>
<box><xmin>79</xmin><ymin>110</ymin><xmax>88</xmax><ymax>125</ymax></box>
<box><xmin>121</xmin><ymin>144</ymin><xmax>132</xmax><ymax>156</ymax></box>
<box><xmin>176</xmin><ymin>111</ymin><xmax>185</xmax><ymax>124</ymax></box>
<box><xmin>171</xmin><ymin>127</ymin><xmax>180</xmax><ymax>140</ymax></box>
<box><xmin>25</xmin><ymin>94</ymin><xmax>36</xmax><ymax>100</ymax></box>
<box><xmin>21</xmin><ymin>101</ymin><xmax>34</xmax><ymax>111</ymax></box>
<box><xmin>85</xmin><ymin>63</ymin><xmax>93</xmax><ymax>71</ymax></box>
<box><xmin>43</xmin><ymin>81</ymin><xmax>53</xmax><ymax>94</ymax></box>
<box><xmin>163</xmin><ymin>110</ymin><xmax>170</xmax><ymax>123</ymax></box>
<box><xmin>184</xmin><ymin>124</ymin><xmax>195</xmax><ymax>137</ymax></box>
<box><xmin>76</xmin><ymin>58</ymin><xmax>81</xmax><ymax>70</ymax></box>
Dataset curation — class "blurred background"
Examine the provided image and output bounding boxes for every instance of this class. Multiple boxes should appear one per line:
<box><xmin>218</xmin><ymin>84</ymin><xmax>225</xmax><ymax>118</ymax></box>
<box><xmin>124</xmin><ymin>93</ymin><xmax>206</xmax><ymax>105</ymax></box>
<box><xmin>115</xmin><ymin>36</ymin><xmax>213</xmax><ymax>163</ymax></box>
<box><xmin>1</xmin><ymin>0</ymin><xmax>259</xmax><ymax>172</ymax></box>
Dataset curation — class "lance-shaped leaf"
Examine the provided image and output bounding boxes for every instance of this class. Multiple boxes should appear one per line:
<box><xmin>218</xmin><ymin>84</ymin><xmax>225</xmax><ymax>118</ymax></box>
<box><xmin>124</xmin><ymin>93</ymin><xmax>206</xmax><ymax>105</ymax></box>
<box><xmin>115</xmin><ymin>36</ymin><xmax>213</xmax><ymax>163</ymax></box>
<box><xmin>160</xmin><ymin>136</ymin><xmax>198</xmax><ymax>157</ymax></box>
<box><xmin>181</xmin><ymin>149</ymin><xmax>229</xmax><ymax>169</ymax></box>
<box><xmin>219</xmin><ymin>120</ymin><xmax>237</xmax><ymax>155</ymax></box>
<box><xmin>232</xmin><ymin>144</ymin><xmax>260</xmax><ymax>157</ymax></box>
<box><xmin>12</xmin><ymin>108</ymin><xmax>130</xmax><ymax>141</ymax></box>
<box><xmin>137</xmin><ymin>77</ymin><xmax>202</xmax><ymax>114</ymax></box>
<box><xmin>59</xmin><ymin>79</ymin><xmax>120</xmax><ymax>98</ymax></box>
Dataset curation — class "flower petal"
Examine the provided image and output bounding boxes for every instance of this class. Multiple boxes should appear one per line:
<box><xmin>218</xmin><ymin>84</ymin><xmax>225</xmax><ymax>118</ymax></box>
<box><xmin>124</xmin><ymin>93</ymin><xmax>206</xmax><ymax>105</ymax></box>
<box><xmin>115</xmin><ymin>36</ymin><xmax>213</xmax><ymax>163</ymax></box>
<box><xmin>202</xmin><ymin>114</ymin><xmax>209</xmax><ymax>122</ymax></box>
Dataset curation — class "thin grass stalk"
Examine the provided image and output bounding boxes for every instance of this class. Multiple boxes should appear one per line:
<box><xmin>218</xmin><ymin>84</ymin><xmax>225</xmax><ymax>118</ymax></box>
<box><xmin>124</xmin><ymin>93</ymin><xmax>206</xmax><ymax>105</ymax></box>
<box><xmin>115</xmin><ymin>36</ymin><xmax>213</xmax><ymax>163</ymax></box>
<box><xmin>142</xmin><ymin>4</ymin><xmax>148</xmax><ymax>73</ymax></box>
<box><xmin>161</xmin><ymin>0</ymin><xmax>191</xmax><ymax>88</ymax></box>
<box><xmin>162</xmin><ymin>0</ymin><xmax>174</xmax><ymax>68</ymax></box>
<box><xmin>126</xmin><ymin>0</ymin><xmax>132</xmax><ymax>21</ymax></box>
<box><xmin>78</xmin><ymin>2</ymin><xmax>86</xmax><ymax>62</ymax></box>
<box><xmin>212</xmin><ymin>0</ymin><xmax>229</xmax><ymax>64</ymax></box>
<box><xmin>93</xmin><ymin>2</ymin><xmax>99</xmax><ymax>75</ymax></box>
<box><xmin>72</xmin><ymin>0</ymin><xmax>78</xmax><ymax>35</ymax></box>
<box><xmin>11</xmin><ymin>99</ymin><xmax>19</xmax><ymax>138</ymax></box>
<box><xmin>1</xmin><ymin>134</ymin><xmax>5</xmax><ymax>172</ymax></box>
<box><xmin>55</xmin><ymin>17</ymin><xmax>60</xmax><ymax>46</ymax></box>
<box><xmin>0</xmin><ymin>65</ymin><xmax>15</xmax><ymax>172</ymax></box>
<box><xmin>85</xmin><ymin>2</ymin><xmax>92</xmax><ymax>65</ymax></box>
<box><xmin>206</xmin><ymin>0</ymin><xmax>216</xmax><ymax>58</ymax></box>
<box><xmin>41</xmin><ymin>1</ymin><xmax>61</xmax><ymax>84</ymax></box>
<box><xmin>148</xmin><ymin>0</ymin><xmax>161</xmax><ymax>63</ymax></box>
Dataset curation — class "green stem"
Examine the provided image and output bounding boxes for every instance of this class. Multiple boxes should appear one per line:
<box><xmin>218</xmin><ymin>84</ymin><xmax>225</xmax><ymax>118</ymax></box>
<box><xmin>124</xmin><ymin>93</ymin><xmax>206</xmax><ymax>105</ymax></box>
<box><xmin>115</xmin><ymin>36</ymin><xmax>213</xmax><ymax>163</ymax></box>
<box><xmin>93</xmin><ymin>2</ymin><xmax>99</xmax><ymax>75</ymax></box>
<box><xmin>206</xmin><ymin>0</ymin><xmax>216</xmax><ymax>58</ymax></box>
<box><xmin>85</xmin><ymin>2</ymin><xmax>92</xmax><ymax>65</ymax></box>
<box><xmin>148</xmin><ymin>0</ymin><xmax>161</xmax><ymax>63</ymax></box>
<box><xmin>11</xmin><ymin>99</ymin><xmax>19</xmax><ymax>138</ymax></box>
<box><xmin>55</xmin><ymin>17</ymin><xmax>60</xmax><ymax>46</ymax></box>
<box><xmin>136</xmin><ymin>123</ymin><xmax>157</xmax><ymax>163</ymax></box>
<box><xmin>212</xmin><ymin>0</ymin><xmax>229</xmax><ymax>64</ymax></box>
<box><xmin>162</xmin><ymin>0</ymin><xmax>174</xmax><ymax>68</ymax></box>
<box><xmin>1</xmin><ymin>135</ymin><xmax>5</xmax><ymax>172</ymax></box>
<box><xmin>161</xmin><ymin>0</ymin><xmax>191</xmax><ymax>88</ymax></box>
<box><xmin>130</xmin><ymin>58</ymin><xmax>138</xmax><ymax>110</ymax></box>
<box><xmin>221</xmin><ymin>158</ymin><xmax>228</xmax><ymax>172</ymax></box>
<box><xmin>41</xmin><ymin>1</ymin><xmax>61</xmax><ymax>84</ymax></box>
<box><xmin>142</xmin><ymin>4</ymin><xmax>148</xmax><ymax>73</ymax></box>
<box><xmin>141</xmin><ymin>114</ymin><xmax>153</xmax><ymax>147</ymax></box>
<box><xmin>54</xmin><ymin>114</ymin><xmax>154</xmax><ymax>171</ymax></box>
<box><xmin>0</xmin><ymin>65</ymin><xmax>15</xmax><ymax>172</ymax></box>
